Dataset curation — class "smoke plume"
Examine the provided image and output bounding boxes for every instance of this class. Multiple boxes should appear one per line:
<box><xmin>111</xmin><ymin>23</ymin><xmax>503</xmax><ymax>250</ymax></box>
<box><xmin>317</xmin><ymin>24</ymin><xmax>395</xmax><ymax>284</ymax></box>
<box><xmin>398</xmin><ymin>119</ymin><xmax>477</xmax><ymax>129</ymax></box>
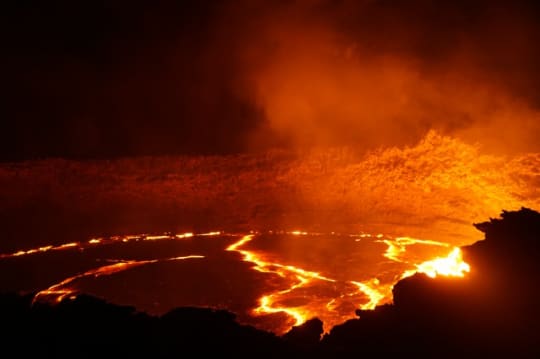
<box><xmin>216</xmin><ymin>0</ymin><xmax>540</xmax><ymax>154</ymax></box>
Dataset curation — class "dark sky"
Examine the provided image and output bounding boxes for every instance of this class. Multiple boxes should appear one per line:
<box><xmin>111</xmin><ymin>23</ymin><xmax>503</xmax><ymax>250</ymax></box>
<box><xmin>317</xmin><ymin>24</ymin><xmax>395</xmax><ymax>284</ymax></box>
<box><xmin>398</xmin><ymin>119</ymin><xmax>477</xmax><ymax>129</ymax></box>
<box><xmin>2</xmin><ymin>0</ymin><xmax>540</xmax><ymax>160</ymax></box>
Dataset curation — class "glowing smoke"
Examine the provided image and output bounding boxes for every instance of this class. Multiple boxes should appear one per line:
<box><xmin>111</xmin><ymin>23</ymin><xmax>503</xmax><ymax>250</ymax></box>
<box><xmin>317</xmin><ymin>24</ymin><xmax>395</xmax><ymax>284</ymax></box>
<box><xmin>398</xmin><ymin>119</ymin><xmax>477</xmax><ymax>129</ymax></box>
<box><xmin>213</xmin><ymin>0</ymin><xmax>540</xmax><ymax>154</ymax></box>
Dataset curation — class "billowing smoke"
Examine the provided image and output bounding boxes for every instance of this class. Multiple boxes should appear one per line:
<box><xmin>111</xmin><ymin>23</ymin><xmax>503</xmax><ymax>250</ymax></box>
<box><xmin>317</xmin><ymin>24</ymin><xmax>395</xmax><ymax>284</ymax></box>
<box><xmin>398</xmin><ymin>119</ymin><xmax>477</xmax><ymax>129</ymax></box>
<box><xmin>215</xmin><ymin>0</ymin><xmax>540</xmax><ymax>154</ymax></box>
<box><xmin>2</xmin><ymin>1</ymin><xmax>540</xmax><ymax>159</ymax></box>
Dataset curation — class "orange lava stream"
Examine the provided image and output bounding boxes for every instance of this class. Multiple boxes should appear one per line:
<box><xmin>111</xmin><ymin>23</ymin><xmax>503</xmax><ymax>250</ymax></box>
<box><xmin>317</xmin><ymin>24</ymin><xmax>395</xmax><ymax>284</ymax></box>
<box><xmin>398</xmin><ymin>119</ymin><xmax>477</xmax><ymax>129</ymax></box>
<box><xmin>415</xmin><ymin>247</ymin><xmax>470</xmax><ymax>278</ymax></box>
<box><xmin>33</xmin><ymin>255</ymin><xmax>205</xmax><ymax>304</ymax></box>
<box><xmin>18</xmin><ymin>232</ymin><xmax>221</xmax><ymax>304</ymax></box>
<box><xmin>227</xmin><ymin>231</ymin><xmax>470</xmax><ymax>333</ymax></box>
<box><xmin>0</xmin><ymin>232</ymin><xmax>205</xmax><ymax>260</ymax></box>
<box><xmin>378</xmin><ymin>236</ymin><xmax>450</xmax><ymax>263</ymax></box>
<box><xmin>351</xmin><ymin>237</ymin><xmax>471</xmax><ymax>312</ymax></box>
<box><xmin>378</xmin><ymin>236</ymin><xmax>470</xmax><ymax>279</ymax></box>
<box><xmin>2</xmin><ymin>229</ymin><xmax>469</xmax><ymax>334</ymax></box>
<box><xmin>351</xmin><ymin>279</ymin><xmax>391</xmax><ymax>310</ymax></box>
<box><xmin>226</xmin><ymin>234</ymin><xmax>336</xmax><ymax>327</ymax></box>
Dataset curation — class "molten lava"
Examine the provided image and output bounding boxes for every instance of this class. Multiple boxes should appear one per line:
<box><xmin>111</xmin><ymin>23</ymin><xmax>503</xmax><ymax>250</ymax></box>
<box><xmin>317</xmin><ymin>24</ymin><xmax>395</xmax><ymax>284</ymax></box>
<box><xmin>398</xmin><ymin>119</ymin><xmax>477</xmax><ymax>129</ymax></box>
<box><xmin>3</xmin><ymin>229</ymin><xmax>469</xmax><ymax>335</ymax></box>
<box><xmin>225</xmin><ymin>231</ymin><xmax>470</xmax><ymax>333</ymax></box>
<box><xmin>226</xmin><ymin>234</ymin><xmax>336</xmax><ymax>328</ymax></box>
<box><xmin>33</xmin><ymin>255</ymin><xmax>205</xmax><ymax>304</ymax></box>
<box><xmin>415</xmin><ymin>248</ymin><xmax>470</xmax><ymax>278</ymax></box>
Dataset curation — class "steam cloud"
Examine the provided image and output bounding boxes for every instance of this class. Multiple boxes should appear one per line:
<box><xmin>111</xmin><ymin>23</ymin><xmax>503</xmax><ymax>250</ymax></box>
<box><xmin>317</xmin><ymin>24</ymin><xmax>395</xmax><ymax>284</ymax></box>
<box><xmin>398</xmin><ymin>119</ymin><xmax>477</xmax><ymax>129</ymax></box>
<box><xmin>219</xmin><ymin>0</ymin><xmax>540</xmax><ymax>154</ymax></box>
<box><xmin>2</xmin><ymin>0</ymin><xmax>540</xmax><ymax>159</ymax></box>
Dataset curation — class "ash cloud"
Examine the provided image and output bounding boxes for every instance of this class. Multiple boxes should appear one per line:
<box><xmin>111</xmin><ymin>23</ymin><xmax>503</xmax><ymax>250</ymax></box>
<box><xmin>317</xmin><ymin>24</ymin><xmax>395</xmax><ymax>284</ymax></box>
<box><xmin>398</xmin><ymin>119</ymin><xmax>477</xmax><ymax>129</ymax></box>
<box><xmin>226</xmin><ymin>0</ymin><xmax>540</xmax><ymax>154</ymax></box>
<box><xmin>2</xmin><ymin>1</ymin><xmax>540</xmax><ymax>160</ymax></box>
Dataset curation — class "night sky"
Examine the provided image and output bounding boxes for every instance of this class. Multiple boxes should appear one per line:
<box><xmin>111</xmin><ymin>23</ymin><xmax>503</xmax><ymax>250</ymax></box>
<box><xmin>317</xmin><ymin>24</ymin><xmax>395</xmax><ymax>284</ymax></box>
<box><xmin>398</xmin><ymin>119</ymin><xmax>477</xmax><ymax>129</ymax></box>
<box><xmin>2</xmin><ymin>0</ymin><xmax>540</xmax><ymax>161</ymax></box>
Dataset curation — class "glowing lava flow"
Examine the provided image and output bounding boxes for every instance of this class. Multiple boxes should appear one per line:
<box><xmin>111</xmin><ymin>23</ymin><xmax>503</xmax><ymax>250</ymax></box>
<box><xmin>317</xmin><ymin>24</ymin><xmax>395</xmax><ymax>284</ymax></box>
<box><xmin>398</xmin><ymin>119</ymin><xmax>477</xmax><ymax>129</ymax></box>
<box><xmin>227</xmin><ymin>235</ymin><xmax>335</xmax><ymax>327</ymax></box>
<box><xmin>378</xmin><ymin>236</ymin><xmax>450</xmax><ymax>263</ymax></box>
<box><xmin>226</xmin><ymin>232</ymin><xmax>470</xmax><ymax>333</ymax></box>
<box><xmin>33</xmin><ymin>255</ymin><xmax>204</xmax><ymax>304</ymax></box>
<box><xmin>0</xmin><ymin>232</ymin><xmax>203</xmax><ymax>260</ymax></box>
<box><xmin>351</xmin><ymin>237</ymin><xmax>472</xmax><ymax>313</ymax></box>
<box><xmin>415</xmin><ymin>247</ymin><xmax>470</xmax><ymax>278</ymax></box>
<box><xmin>378</xmin><ymin>236</ymin><xmax>470</xmax><ymax>279</ymax></box>
<box><xmin>13</xmin><ymin>231</ymin><xmax>217</xmax><ymax>304</ymax></box>
<box><xmin>351</xmin><ymin>279</ymin><xmax>391</xmax><ymax>310</ymax></box>
<box><xmin>2</xmin><ymin>229</ymin><xmax>470</xmax><ymax>335</ymax></box>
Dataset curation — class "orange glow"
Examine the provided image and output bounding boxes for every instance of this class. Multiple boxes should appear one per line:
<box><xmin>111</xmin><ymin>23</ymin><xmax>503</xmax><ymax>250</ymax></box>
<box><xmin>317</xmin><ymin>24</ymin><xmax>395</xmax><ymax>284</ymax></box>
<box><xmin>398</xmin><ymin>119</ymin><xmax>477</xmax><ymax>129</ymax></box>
<box><xmin>58</xmin><ymin>242</ymin><xmax>78</xmax><ymax>249</ymax></box>
<box><xmin>415</xmin><ymin>248</ymin><xmax>470</xmax><ymax>278</ymax></box>
<box><xmin>33</xmin><ymin>261</ymin><xmax>148</xmax><ymax>304</ymax></box>
<box><xmin>246</xmin><ymin>6</ymin><xmax>540</xmax><ymax>156</ymax></box>
<box><xmin>5</xmin><ymin>230</ymin><xmax>471</xmax><ymax>335</ymax></box>
<box><xmin>227</xmin><ymin>235</ymin><xmax>335</xmax><ymax>330</ymax></box>
<box><xmin>201</xmin><ymin>231</ymin><xmax>221</xmax><ymax>236</ymax></box>
<box><xmin>225</xmin><ymin>232</ymin><xmax>471</xmax><ymax>334</ymax></box>
<box><xmin>176</xmin><ymin>232</ymin><xmax>195</xmax><ymax>239</ymax></box>
<box><xmin>0</xmin><ymin>231</ymin><xmax>219</xmax><ymax>260</ymax></box>
<box><xmin>144</xmin><ymin>235</ymin><xmax>170</xmax><ymax>241</ymax></box>
<box><xmin>351</xmin><ymin>279</ymin><xmax>390</xmax><ymax>310</ymax></box>
<box><xmin>378</xmin><ymin>236</ymin><xmax>449</xmax><ymax>263</ymax></box>
<box><xmin>33</xmin><ymin>255</ymin><xmax>205</xmax><ymax>304</ymax></box>
<box><xmin>1</xmin><ymin>242</ymin><xmax>82</xmax><ymax>259</ymax></box>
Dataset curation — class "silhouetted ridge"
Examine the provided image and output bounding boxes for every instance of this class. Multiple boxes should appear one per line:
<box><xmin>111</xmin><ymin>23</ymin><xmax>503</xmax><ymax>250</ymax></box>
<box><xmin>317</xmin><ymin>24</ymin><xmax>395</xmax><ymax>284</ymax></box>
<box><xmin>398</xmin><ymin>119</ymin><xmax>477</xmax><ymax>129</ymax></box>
<box><xmin>473</xmin><ymin>207</ymin><xmax>540</xmax><ymax>252</ymax></box>
<box><xmin>282</xmin><ymin>318</ymin><xmax>323</xmax><ymax>353</ymax></box>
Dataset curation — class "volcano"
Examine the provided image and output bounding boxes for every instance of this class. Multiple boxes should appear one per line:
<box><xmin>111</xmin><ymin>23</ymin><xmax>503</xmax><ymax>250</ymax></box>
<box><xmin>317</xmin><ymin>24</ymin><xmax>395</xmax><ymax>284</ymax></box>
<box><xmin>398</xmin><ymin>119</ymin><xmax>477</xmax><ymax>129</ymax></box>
<box><xmin>1</xmin><ymin>133</ymin><xmax>538</xmax><ymax>335</ymax></box>
<box><xmin>2</xmin><ymin>1</ymin><xmax>540</xmax><ymax>355</ymax></box>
